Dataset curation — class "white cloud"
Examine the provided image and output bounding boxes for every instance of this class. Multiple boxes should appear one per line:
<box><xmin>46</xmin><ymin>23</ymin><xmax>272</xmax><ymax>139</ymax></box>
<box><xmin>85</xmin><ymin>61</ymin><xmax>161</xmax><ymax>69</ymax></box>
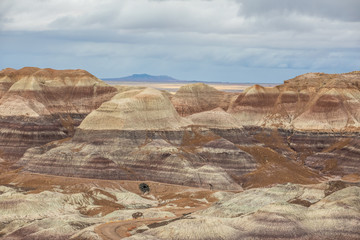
<box><xmin>237</xmin><ymin>0</ymin><xmax>360</xmax><ymax>22</ymax></box>
<box><xmin>0</xmin><ymin>0</ymin><xmax>359</xmax><ymax>82</ymax></box>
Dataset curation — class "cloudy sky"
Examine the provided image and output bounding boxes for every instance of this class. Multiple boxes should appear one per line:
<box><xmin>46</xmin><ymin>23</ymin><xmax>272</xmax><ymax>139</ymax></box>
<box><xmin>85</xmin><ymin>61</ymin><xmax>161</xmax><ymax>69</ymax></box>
<box><xmin>0</xmin><ymin>0</ymin><xmax>359</xmax><ymax>83</ymax></box>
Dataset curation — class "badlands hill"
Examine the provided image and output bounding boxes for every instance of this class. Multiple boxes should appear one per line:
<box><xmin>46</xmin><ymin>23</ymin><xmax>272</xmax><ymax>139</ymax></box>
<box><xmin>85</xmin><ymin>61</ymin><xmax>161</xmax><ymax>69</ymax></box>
<box><xmin>79</xmin><ymin>87</ymin><xmax>191</xmax><ymax>131</ymax></box>
<box><xmin>229</xmin><ymin>71</ymin><xmax>360</xmax><ymax>130</ymax></box>
<box><xmin>0</xmin><ymin>68</ymin><xmax>358</xmax><ymax>184</ymax></box>
<box><xmin>0</xmin><ymin>68</ymin><xmax>360</xmax><ymax>239</ymax></box>
<box><xmin>18</xmin><ymin>87</ymin><xmax>256</xmax><ymax>190</ymax></box>
<box><xmin>171</xmin><ymin>83</ymin><xmax>237</xmax><ymax>116</ymax></box>
<box><xmin>0</xmin><ymin>67</ymin><xmax>117</xmax><ymax>160</ymax></box>
<box><xmin>13</xmin><ymin>70</ymin><xmax>359</xmax><ymax>191</ymax></box>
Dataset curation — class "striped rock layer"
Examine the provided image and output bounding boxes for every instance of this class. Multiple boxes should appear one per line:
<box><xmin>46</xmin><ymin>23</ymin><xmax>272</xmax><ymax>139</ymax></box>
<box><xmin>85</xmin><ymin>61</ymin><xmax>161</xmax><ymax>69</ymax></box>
<box><xmin>6</xmin><ymin>69</ymin><xmax>360</xmax><ymax>189</ymax></box>
<box><xmin>18</xmin><ymin>85</ymin><xmax>360</xmax><ymax>189</ymax></box>
<box><xmin>0</xmin><ymin>67</ymin><xmax>117</xmax><ymax>160</ymax></box>
<box><xmin>228</xmin><ymin>71</ymin><xmax>360</xmax><ymax>131</ymax></box>
<box><xmin>17</xmin><ymin>88</ymin><xmax>257</xmax><ymax>190</ymax></box>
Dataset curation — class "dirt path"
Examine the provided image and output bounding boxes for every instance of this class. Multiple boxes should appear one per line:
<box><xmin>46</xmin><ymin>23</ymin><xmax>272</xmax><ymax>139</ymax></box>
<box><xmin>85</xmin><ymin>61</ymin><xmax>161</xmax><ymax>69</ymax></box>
<box><xmin>96</xmin><ymin>217</ymin><xmax>170</xmax><ymax>239</ymax></box>
<box><xmin>95</xmin><ymin>205</ymin><xmax>211</xmax><ymax>240</ymax></box>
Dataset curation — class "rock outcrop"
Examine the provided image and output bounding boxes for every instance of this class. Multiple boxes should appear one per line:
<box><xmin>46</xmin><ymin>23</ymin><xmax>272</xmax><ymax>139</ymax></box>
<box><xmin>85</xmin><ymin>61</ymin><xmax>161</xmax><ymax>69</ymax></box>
<box><xmin>0</xmin><ymin>67</ymin><xmax>117</xmax><ymax>160</ymax></box>
<box><xmin>303</xmin><ymin>137</ymin><xmax>360</xmax><ymax>175</ymax></box>
<box><xmin>228</xmin><ymin>84</ymin><xmax>280</xmax><ymax>126</ymax></box>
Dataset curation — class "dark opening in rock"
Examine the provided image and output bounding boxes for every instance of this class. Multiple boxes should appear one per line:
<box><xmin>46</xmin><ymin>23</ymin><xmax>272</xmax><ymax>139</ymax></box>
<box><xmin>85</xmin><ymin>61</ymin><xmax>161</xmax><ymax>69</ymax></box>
<box><xmin>139</xmin><ymin>183</ymin><xmax>150</xmax><ymax>193</ymax></box>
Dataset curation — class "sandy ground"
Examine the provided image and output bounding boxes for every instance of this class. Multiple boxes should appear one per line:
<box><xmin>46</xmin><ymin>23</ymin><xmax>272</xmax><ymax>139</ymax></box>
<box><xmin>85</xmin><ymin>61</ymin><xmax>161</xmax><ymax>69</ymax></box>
<box><xmin>1</xmin><ymin>160</ymin><xmax>359</xmax><ymax>239</ymax></box>
<box><xmin>105</xmin><ymin>81</ymin><xmax>276</xmax><ymax>93</ymax></box>
<box><xmin>0</xmin><ymin>164</ymin><xmax>231</xmax><ymax>239</ymax></box>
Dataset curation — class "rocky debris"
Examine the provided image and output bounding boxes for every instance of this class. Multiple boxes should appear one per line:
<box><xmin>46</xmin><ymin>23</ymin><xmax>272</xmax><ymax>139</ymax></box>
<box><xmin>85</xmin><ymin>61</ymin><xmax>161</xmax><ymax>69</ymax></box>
<box><xmin>0</xmin><ymin>67</ymin><xmax>117</xmax><ymax>160</ymax></box>
<box><xmin>124</xmin><ymin>183</ymin><xmax>360</xmax><ymax>240</ymax></box>
<box><xmin>132</xmin><ymin>212</ymin><xmax>144</xmax><ymax>219</ymax></box>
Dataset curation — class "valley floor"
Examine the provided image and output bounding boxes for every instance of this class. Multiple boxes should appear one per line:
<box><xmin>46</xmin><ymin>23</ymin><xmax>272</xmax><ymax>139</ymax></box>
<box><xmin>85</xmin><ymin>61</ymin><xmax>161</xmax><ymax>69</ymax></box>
<box><xmin>104</xmin><ymin>81</ymin><xmax>270</xmax><ymax>93</ymax></box>
<box><xmin>0</xmin><ymin>164</ymin><xmax>359</xmax><ymax>240</ymax></box>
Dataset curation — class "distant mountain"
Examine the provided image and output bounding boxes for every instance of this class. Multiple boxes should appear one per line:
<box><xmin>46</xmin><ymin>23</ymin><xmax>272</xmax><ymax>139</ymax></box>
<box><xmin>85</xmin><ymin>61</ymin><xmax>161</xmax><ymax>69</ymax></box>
<box><xmin>102</xmin><ymin>74</ymin><xmax>269</xmax><ymax>84</ymax></box>
<box><xmin>103</xmin><ymin>74</ymin><xmax>181</xmax><ymax>82</ymax></box>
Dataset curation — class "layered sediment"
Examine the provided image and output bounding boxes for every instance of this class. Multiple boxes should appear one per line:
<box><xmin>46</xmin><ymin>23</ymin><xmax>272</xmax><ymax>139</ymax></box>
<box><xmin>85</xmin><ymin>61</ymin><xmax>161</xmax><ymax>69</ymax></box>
<box><xmin>12</xmin><ymin>70</ymin><xmax>360</xmax><ymax>189</ymax></box>
<box><xmin>171</xmin><ymin>83</ymin><xmax>237</xmax><ymax>116</ymax></box>
<box><xmin>18</xmin><ymin>88</ymin><xmax>257</xmax><ymax>190</ymax></box>
<box><xmin>79</xmin><ymin>87</ymin><xmax>191</xmax><ymax>131</ymax></box>
<box><xmin>228</xmin><ymin>71</ymin><xmax>360</xmax><ymax>131</ymax></box>
<box><xmin>0</xmin><ymin>67</ymin><xmax>117</xmax><ymax>160</ymax></box>
<box><xmin>2</xmin><ymin>69</ymin><xmax>360</xmax><ymax>240</ymax></box>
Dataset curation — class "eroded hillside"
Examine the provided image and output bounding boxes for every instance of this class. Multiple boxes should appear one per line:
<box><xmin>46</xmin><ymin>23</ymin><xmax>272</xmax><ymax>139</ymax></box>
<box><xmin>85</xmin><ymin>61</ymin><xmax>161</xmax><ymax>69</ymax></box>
<box><xmin>0</xmin><ymin>67</ymin><xmax>117</xmax><ymax>160</ymax></box>
<box><xmin>0</xmin><ymin>68</ymin><xmax>359</xmax><ymax>239</ymax></box>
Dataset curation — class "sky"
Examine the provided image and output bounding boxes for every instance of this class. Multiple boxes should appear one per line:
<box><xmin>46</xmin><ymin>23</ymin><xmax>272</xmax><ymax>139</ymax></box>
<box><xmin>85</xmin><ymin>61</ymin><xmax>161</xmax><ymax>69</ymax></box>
<box><xmin>0</xmin><ymin>0</ymin><xmax>359</xmax><ymax>83</ymax></box>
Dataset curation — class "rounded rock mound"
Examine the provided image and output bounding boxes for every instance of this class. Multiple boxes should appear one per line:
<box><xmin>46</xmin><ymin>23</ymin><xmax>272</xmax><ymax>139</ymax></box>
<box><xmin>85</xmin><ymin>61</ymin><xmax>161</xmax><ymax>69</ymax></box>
<box><xmin>79</xmin><ymin>88</ymin><xmax>192</xmax><ymax>131</ymax></box>
<box><xmin>171</xmin><ymin>83</ymin><xmax>236</xmax><ymax>116</ymax></box>
<box><xmin>187</xmin><ymin>107</ymin><xmax>240</xmax><ymax>129</ymax></box>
